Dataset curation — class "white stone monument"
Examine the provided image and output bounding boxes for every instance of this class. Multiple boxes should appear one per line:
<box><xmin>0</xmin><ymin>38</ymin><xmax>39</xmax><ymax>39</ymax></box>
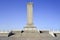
<box><xmin>24</xmin><ymin>2</ymin><xmax>36</xmax><ymax>31</ymax></box>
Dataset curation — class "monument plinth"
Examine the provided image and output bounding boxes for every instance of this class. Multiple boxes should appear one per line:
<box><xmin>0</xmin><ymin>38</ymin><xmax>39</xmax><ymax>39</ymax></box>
<box><xmin>24</xmin><ymin>2</ymin><xmax>37</xmax><ymax>31</ymax></box>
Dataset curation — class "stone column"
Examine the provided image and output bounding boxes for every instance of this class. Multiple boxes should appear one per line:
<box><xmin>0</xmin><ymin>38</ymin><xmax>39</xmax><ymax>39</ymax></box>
<box><xmin>27</xmin><ymin>2</ymin><xmax>33</xmax><ymax>25</ymax></box>
<box><xmin>24</xmin><ymin>2</ymin><xmax>37</xmax><ymax>31</ymax></box>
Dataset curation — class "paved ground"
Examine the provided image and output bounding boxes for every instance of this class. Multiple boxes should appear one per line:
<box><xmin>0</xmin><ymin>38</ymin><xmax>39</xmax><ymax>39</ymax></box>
<box><xmin>0</xmin><ymin>30</ymin><xmax>60</xmax><ymax>40</ymax></box>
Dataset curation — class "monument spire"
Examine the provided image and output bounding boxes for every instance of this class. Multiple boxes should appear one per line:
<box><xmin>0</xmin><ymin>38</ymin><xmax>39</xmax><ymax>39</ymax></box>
<box><xmin>27</xmin><ymin>2</ymin><xmax>33</xmax><ymax>25</ymax></box>
<box><xmin>24</xmin><ymin>2</ymin><xmax>37</xmax><ymax>31</ymax></box>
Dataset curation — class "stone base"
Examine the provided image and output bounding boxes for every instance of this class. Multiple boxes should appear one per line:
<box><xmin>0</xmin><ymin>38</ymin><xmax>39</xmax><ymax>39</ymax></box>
<box><xmin>24</xmin><ymin>24</ymin><xmax>37</xmax><ymax>31</ymax></box>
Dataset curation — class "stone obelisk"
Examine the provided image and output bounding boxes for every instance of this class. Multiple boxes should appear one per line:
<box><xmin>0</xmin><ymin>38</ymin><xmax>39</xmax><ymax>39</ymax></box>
<box><xmin>24</xmin><ymin>2</ymin><xmax>36</xmax><ymax>31</ymax></box>
<box><xmin>27</xmin><ymin>2</ymin><xmax>33</xmax><ymax>25</ymax></box>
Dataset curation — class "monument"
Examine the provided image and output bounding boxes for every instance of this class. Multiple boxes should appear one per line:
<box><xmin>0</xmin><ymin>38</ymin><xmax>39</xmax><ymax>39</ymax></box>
<box><xmin>24</xmin><ymin>2</ymin><xmax>37</xmax><ymax>31</ymax></box>
<box><xmin>0</xmin><ymin>2</ymin><xmax>60</xmax><ymax>40</ymax></box>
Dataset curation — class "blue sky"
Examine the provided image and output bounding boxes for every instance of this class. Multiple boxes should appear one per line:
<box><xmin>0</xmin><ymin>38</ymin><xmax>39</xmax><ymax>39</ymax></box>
<box><xmin>0</xmin><ymin>0</ymin><xmax>60</xmax><ymax>31</ymax></box>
